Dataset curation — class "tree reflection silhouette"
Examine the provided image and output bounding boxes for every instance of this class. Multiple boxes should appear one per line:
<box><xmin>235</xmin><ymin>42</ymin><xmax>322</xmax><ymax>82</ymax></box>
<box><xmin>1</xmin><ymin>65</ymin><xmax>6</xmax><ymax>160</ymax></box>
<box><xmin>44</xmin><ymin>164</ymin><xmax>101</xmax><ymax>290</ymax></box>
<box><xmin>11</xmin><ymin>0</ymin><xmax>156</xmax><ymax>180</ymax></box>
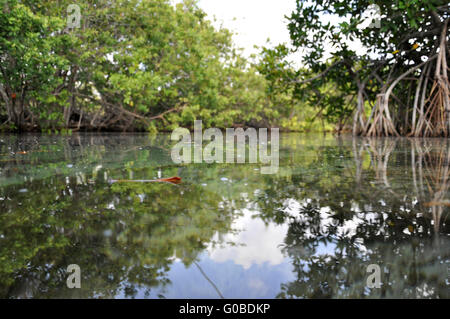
<box><xmin>255</xmin><ymin>137</ymin><xmax>449</xmax><ymax>298</ymax></box>
<box><xmin>0</xmin><ymin>134</ymin><xmax>448</xmax><ymax>298</ymax></box>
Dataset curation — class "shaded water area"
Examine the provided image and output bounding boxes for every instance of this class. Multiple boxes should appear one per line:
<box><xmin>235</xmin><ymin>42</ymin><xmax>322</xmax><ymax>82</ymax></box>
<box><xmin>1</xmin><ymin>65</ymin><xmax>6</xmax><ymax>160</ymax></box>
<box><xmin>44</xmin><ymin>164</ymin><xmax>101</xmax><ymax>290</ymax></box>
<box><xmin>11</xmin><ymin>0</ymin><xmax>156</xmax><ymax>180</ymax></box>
<box><xmin>0</xmin><ymin>133</ymin><xmax>448</xmax><ymax>298</ymax></box>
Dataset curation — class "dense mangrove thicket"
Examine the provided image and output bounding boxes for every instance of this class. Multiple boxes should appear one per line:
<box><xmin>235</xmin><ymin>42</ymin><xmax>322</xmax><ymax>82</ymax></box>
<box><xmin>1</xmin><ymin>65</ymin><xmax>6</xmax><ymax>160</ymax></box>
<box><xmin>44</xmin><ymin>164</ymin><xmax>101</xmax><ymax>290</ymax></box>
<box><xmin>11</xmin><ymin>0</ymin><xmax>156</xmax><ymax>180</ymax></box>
<box><xmin>259</xmin><ymin>0</ymin><xmax>450</xmax><ymax>136</ymax></box>
<box><xmin>1</xmin><ymin>0</ymin><xmax>449</xmax><ymax>135</ymax></box>
<box><xmin>0</xmin><ymin>0</ymin><xmax>327</xmax><ymax>133</ymax></box>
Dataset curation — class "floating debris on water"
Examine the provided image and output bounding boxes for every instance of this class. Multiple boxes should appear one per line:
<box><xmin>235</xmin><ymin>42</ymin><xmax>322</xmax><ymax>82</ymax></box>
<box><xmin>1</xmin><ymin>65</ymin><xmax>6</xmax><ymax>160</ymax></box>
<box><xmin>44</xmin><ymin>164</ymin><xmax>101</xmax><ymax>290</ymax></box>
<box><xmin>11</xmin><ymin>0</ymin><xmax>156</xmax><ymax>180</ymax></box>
<box><xmin>108</xmin><ymin>176</ymin><xmax>182</xmax><ymax>185</ymax></box>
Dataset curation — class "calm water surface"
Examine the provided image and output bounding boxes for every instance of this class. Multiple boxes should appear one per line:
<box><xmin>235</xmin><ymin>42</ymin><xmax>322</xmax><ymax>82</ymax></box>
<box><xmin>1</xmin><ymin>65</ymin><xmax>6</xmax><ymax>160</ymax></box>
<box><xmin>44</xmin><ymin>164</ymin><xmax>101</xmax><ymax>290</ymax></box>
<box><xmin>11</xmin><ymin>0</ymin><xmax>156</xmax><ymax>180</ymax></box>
<box><xmin>0</xmin><ymin>133</ymin><xmax>448</xmax><ymax>298</ymax></box>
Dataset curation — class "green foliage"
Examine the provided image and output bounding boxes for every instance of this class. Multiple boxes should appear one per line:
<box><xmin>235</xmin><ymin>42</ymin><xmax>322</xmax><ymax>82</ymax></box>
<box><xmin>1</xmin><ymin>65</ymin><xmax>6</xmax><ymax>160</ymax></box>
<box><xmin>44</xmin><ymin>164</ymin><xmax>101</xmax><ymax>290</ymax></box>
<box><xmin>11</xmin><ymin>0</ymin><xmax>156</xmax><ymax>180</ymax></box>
<box><xmin>0</xmin><ymin>0</ymin><xmax>72</xmax><ymax>129</ymax></box>
<box><xmin>0</xmin><ymin>0</ymin><xmax>322</xmax><ymax>132</ymax></box>
<box><xmin>259</xmin><ymin>0</ymin><xmax>450</xmax><ymax>135</ymax></box>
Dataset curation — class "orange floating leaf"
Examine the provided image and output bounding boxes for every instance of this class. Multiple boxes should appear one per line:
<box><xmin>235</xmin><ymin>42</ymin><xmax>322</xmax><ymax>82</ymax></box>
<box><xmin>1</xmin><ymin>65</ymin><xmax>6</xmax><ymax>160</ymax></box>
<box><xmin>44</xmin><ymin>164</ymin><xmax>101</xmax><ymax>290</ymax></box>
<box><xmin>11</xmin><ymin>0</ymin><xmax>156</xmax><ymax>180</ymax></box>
<box><xmin>155</xmin><ymin>176</ymin><xmax>182</xmax><ymax>184</ymax></box>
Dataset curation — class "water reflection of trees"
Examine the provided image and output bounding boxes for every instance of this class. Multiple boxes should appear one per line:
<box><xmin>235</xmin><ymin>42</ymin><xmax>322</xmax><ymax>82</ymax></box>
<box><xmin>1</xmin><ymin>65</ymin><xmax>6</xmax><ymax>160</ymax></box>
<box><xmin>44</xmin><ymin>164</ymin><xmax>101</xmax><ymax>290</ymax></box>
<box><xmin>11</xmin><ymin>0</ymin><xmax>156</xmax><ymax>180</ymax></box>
<box><xmin>0</xmin><ymin>134</ymin><xmax>236</xmax><ymax>298</ymax></box>
<box><xmin>0</xmin><ymin>180</ymin><xmax>235</xmax><ymax>298</ymax></box>
<box><xmin>256</xmin><ymin>137</ymin><xmax>449</xmax><ymax>298</ymax></box>
<box><xmin>0</xmin><ymin>134</ymin><xmax>449</xmax><ymax>298</ymax></box>
<box><xmin>357</xmin><ymin>138</ymin><xmax>450</xmax><ymax>234</ymax></box>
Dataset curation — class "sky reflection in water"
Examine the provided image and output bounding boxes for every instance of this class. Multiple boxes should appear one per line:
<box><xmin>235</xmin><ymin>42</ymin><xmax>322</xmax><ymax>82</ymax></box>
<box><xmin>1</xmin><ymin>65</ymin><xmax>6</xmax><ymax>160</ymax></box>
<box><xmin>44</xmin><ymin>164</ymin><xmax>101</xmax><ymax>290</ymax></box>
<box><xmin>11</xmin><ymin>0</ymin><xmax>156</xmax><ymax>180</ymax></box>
<box><xmin>0</xmin><ymin>133</ymin><xmax>448</xmax><ymax>298</ymax></box>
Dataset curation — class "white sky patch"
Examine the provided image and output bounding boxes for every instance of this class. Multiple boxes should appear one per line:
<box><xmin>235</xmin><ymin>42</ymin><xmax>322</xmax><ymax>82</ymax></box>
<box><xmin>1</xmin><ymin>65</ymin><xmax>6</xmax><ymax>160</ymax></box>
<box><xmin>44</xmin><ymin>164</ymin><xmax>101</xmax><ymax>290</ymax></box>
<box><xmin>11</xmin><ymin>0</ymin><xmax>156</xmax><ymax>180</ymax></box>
<box><xmin>196</xmin><ymin>0</ymin><xmax>307</xmax><ymax>66</ymax></box>
<box><xmin>198</xmin><ymin>0</ymin><xmax>373</xmax><ymax>67</ymax></box>
<box><xmin>168</xmin><ymin>0</ymin><xmax>369</xmax><ymax>67</ymax></box>
<box><xmin>198</xmin><ymin>0</ymin><xmax>297</xmax><ymax>57</ymax></box>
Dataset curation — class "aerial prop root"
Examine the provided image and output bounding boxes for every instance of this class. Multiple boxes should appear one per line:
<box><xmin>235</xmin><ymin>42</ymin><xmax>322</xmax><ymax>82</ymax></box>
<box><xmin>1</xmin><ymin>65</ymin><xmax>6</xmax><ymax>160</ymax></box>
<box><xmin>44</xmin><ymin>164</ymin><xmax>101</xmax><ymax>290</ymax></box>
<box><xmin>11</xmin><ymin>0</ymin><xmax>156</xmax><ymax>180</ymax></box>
<box><xmin>364</xmin><ymin>19</ymin><xmax>449</xmax><ymax>137</ymax></box>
